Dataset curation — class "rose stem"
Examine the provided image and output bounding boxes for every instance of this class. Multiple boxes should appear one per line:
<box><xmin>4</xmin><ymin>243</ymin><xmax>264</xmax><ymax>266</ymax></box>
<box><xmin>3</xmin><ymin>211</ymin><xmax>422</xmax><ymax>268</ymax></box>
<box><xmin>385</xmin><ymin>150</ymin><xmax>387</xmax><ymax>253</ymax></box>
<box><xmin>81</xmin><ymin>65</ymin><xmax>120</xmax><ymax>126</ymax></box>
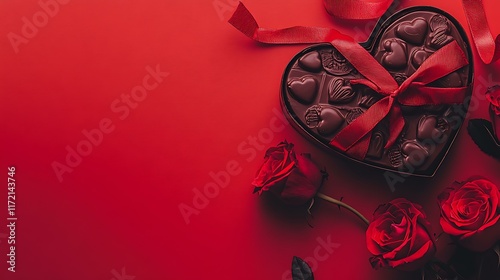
<box><xmin>316</xmin><ymin>192</ymin><xmax>370</xmax><ymax>226</ymax></box>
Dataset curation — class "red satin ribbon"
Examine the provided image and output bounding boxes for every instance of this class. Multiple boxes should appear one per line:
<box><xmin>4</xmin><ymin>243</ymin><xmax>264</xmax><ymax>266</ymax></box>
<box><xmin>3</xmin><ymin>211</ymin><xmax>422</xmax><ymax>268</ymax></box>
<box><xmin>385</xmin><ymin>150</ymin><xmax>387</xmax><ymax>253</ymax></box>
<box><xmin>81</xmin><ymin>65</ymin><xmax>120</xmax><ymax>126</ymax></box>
<box><xmin>323</xmin><ymin>0</ymin><xmax>393</xmax><ymax>20</ymax></box>
<box><xmin>323</xmin><ymin>0</ymin><xmax>500</xmax><ymax>64</ymax></box>
<box><xmin>229</xmin><ymin>2</ymin><xmax>469</xmax><ymax>159</ymax></box>
<box><xmin>461</xmin><ymin>0</ymin><xmax>500</xmax><ymax>64</ymax></box>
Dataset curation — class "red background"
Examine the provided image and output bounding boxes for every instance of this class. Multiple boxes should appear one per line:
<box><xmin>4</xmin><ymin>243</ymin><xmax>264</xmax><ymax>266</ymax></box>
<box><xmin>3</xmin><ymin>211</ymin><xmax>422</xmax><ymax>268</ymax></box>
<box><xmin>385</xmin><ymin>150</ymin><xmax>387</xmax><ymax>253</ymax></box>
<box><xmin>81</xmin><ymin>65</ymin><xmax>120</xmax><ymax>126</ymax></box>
<box><xmin>1</xmin><ymin>0</ymin><xmax>500</xmax><ymax>279</ymax></box>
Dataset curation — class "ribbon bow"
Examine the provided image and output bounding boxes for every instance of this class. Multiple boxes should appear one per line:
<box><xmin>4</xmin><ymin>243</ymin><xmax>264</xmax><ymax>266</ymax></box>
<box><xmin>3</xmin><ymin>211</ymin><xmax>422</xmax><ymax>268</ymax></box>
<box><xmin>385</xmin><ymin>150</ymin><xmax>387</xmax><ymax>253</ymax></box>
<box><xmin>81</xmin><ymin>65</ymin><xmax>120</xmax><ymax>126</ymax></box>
<box><xmin>323</xmin><ymin>0</ymin><xmax>500</xmax><ymax>64</ymax></box>
<box><xmin>329</xmin><ymin>41</ymin><xmax>468</xmax><ymax>159</ymax></box>
<box><xmin>229</xmin><ymin>3</ymin><xmax>470</xmax><ymax>159</ymax></box>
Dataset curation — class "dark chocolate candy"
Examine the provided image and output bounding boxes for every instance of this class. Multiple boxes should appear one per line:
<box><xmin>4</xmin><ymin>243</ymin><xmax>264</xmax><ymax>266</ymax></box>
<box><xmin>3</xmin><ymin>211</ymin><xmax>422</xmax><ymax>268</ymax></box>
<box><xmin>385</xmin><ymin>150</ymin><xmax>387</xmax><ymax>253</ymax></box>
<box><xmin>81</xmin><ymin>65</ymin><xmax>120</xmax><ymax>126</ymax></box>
<box><xmin>281</xmin><ymin>8</ymin><xmax>473</xmax><ymax>176</ymax></box>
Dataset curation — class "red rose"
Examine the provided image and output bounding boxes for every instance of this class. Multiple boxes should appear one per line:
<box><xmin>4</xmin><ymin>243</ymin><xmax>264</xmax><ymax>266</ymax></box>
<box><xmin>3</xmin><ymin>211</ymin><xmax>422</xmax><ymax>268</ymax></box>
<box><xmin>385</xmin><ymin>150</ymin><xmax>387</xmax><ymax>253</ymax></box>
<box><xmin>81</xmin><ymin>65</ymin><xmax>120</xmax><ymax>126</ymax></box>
<box><xmin>366</xmin><ymin>198</ymin><xmax>436</xmax><ymax>271</ymax></box>
<box><xmin>252</xmin><ymin>141</ymin><xmax>325</xmax><ymax>205</ymax></box>
<box><xmin>438</xmin><ymin>177</ymin><xmax>500</xmax><ymax>252</ymax></box>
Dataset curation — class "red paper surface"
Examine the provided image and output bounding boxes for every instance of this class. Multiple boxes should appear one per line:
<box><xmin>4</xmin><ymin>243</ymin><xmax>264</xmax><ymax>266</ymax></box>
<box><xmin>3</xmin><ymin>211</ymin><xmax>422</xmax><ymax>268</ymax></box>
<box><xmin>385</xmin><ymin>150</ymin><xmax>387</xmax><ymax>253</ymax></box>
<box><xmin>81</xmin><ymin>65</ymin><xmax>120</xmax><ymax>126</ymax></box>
<box><xmin>0</xmin><ymin>0</ymin><xmax>499</xmax><ymax>279</ymax></box>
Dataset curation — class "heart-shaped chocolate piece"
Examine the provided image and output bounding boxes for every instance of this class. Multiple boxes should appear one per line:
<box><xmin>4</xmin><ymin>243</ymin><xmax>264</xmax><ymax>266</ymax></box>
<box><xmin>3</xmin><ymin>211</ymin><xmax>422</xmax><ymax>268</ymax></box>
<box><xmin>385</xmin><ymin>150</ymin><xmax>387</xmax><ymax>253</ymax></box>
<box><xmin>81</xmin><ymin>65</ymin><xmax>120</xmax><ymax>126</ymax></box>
<box><xmin>328</xmin><ymin>78</ymin><xmax>354</xmax><ymax>103</ymax></box>
<box><xmin>396</xmin><ymin>18</ymin><xmax>429</xmax><ymax>45</ymax></box>
<box><xmin>401</xmin><ymin>141</ymin><xmax>430</xmax><ymax>167</ymax></box>
<box><xmin>382</xmin><ymin>39</ymin><xmax>408</xmax><ymax>70</ymax></box>
<box><xmin>411</xmin><ymin>48</ymin><xmax>431</xmax><ymax>69</ymax></box>
<box><xmin>287</xmin><ymin>76</ymin><xmax>318</xmax><ymax>104</ymax></box>
<box><xmin>299</xmin><ymin>51</ymin><xmax>322</xmax><ymax>72</ymax></box>
<box><xmin>427</xmin><ymin>14</ymin><xmax>454</xmax><ymax>49</ymax></box>
<box><xmin>304</xmin><ymin>105</ymin><xmax>345</xmax><ymax>136</ymax></box>
<box><xmin>281</xmin><ymin>8</ymin><xmax>473</xmax><ymax>176</ymax></box>
<box><xmin>417</xmin><ymin>115</ymin><xmax>449</xmax><ymax>141</ymax></box>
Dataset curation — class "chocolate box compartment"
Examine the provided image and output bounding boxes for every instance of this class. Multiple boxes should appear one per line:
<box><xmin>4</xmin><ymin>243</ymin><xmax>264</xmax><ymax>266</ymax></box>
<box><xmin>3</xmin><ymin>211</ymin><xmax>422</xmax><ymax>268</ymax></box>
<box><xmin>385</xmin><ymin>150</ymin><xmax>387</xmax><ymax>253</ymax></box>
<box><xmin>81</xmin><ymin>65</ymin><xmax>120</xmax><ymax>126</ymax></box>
<box><xmin>280</xmin><ymin>7</ymin><xmax>474</xmax><ymax>177</ymax></box>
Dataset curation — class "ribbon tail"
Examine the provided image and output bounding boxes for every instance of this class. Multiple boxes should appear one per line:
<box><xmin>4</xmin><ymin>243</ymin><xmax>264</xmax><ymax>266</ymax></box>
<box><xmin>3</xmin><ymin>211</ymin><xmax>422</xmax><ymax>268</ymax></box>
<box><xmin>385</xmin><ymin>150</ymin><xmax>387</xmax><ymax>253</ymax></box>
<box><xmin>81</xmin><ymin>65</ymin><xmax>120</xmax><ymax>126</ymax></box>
<box><xmin>323</xmin><ymin>0</ymin><xmax>394</xmax><ymax>20</ymax></box>
<box><xmin>228</xmin><ymin>2</ymin><xmax>259</xmax><ymax>40</ymax></box>
<box><xmin>228</xmin><ymin>2</ymin><xmax>341</xmax><ymax>44</ymax></box>
<box><xmin>229</xmin><ymin>2</ymin><xmax>399</xmax><ymax>91</ymax></box>
<box><xmin>462</xmin><ymin>0</ymin><xmax>500</xmax><ymax>64</ymax></box>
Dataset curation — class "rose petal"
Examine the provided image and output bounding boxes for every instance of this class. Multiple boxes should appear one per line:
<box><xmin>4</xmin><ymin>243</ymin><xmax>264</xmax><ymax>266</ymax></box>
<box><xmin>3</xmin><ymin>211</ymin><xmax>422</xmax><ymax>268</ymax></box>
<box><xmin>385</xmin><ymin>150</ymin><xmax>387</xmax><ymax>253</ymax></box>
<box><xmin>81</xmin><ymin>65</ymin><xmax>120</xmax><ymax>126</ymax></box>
<box><xmin>295</xmin><ymin>153</ymin><xmax>323</xmax><ymax>189</ymax></box>
<box><xmin>276</xmin><ymin>169</ymin><xmax>315</xmax><ymax>205</ymax></box>
<box><xmin>252</xmin><ymin>154</ymin><xmax>296</xmax><ymax>191</ymax></box>
<box><xmin>459</xmin><ymin>218</ymin><xmax>500</xmax><ymax>252</ymax></box>
<box><xmin>388</xmin><ymin>240</ymin><xmax>435</xmax><ymax>271</ymax></box>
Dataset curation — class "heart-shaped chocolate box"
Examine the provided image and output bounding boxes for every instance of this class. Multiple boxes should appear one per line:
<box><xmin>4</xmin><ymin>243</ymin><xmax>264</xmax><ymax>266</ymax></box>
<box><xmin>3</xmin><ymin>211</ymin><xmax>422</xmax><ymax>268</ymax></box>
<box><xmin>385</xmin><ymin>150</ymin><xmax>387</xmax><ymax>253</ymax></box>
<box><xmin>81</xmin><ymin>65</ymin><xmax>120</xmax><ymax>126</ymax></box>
<box><xmin>281</xmin><ymin>7</ymin><xmax>473</xmax><ymax>177</ymax></box>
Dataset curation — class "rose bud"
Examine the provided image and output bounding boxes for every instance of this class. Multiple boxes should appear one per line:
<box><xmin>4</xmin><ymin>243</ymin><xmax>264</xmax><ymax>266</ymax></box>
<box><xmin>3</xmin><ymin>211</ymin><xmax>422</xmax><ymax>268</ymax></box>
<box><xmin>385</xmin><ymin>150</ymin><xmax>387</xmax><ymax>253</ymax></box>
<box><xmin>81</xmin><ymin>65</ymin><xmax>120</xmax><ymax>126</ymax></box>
<box><xmin>366</xmin><ymin>198</ymin><xmax>436</xmax><ymax>271</ymax></box>
<box><xmin>252</xmin><ymin>141</ymin><xmax>325</xmax><ymax>205</ymax></box>
<box><xmin>438</xmin><ymin>177</ymin><xmax>500</xmax><ymax>252</ymax></box>
<box><xmin>486</xmin><ymin>85</ymin><xmax>500</xmax><ymax>142</ymax></box>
